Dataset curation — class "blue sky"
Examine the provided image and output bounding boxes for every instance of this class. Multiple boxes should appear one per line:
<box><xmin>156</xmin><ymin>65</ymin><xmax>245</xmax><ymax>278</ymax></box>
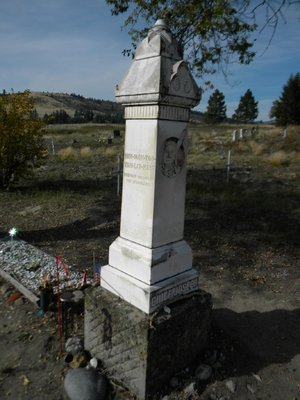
<box><xmin>1</xmin><ymin>0</ymin><xmax>299</xmax><ymax>121</ymax></box>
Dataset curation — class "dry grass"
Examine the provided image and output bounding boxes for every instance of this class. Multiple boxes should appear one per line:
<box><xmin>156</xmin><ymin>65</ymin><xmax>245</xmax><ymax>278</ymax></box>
<box><xmin>267</xmin><ymin>150</ymin><xmax>289</xmax><ymax>166</ymax></box>
<box><xmin>248</xmin><ymin>140</ymin><xmax>267</xmax><ymax>156</ymax></box>
<box><xmin>80</xmin><ymin>146</ymin><xmax>92</xmax><ymax>157</ymax></box>
<box><xmin>102</xmin><ymin>146</ymin><xmax>120</xmax><ymax>158</ymax></box>
<box><xmin>57</xmin><ymin>146</ymin><xmax>78</xmax><ymax>160</ymax></box>
<box><xmin>235</xmin><ymin>142</ymin><xmax>250</xmax><ymax>153</ymax></box>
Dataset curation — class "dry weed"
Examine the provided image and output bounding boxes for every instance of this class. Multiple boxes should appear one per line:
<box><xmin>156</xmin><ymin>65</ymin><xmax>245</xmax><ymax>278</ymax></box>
<box><xmin>104</xmin><ymin>146</ymin><xmax>119</xmax><ymax>158</ymax></box>
<box><xmin>80</xmin><ymin>146</ymin><xmax>93</xmax><ymax>157</ymax></box>
<box><xmin>267</xmin><ymin>150</ymin><xmax>289</xmax><ymax>166</ymax></box>
<box><xmin>57</xmin><ymin>146</ymin><xmax>78</xmax><ymax>160</ymax></box>
<box><xmin>235</xmin><ymin>142</ymin><xmax>249</xmax><ymax>153</ymax></box>
<box><xmin>248</xmin><ymin>140</ymin><xmax>267</xmax><ymax>156</ymax></box>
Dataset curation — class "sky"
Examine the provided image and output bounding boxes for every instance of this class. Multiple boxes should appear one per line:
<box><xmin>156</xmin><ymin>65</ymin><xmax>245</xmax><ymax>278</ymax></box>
<box><xmin>1</xmin><ymin>0</ymin><xmax>299</xmax><ymax>121</ymax></box>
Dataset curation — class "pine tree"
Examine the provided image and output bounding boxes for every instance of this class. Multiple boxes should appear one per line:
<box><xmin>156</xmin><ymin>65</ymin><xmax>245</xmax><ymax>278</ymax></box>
<box><xmin>204</xmin><ymin>89</ymin><xmax>227</xmax><ymax>124</ymax></box>
<box><xmin>232</xmin><ymin>89</ymin><xmax>258</xmax><ymax>123</ymax></box>
<box><xmin>270</xmin><ymin>73</ymin><xmax>300</xmax><ymax>126</ymax></box>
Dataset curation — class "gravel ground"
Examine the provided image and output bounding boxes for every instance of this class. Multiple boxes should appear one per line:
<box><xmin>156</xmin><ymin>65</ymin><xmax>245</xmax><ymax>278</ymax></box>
<box><xmin>0</xmin><ymin>240</ymin><xmax>299</xmax><ymax>400</ymax></box>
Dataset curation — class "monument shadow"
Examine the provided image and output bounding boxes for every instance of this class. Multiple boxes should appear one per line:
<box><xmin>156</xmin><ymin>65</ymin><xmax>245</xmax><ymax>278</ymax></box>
<box><xmin>210</xmin><ymin>307</ymin><xmax>300</xmax><ymax>378</ymax></box>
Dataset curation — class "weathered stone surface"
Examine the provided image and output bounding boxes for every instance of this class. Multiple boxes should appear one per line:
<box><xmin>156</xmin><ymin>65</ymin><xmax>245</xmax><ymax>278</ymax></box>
<box><xmin>85</xmin><ymin>287</ymin><xmax>212</xmax><ymax>400</ymax></box>
<box><xmin>101</xmin><ymin>266</ymin><xmax>199</xmax><ymax>314</ymax></box>
<box><xmin>65</xmin><ymin>336</ymin><xmax>83</xmax><ymax>355</ymax></box>
<box><xmin>64</xmin><ymin>368</ymin><xmax>107</xmax><ymax>400</ymax></box>
<box><xmin>195</xmin><ymin>364</ymin><xmax>212</xmax><ymax>381</ymax></box>
<box><xmin>115</xmin><ymin>20</ymin><xmax>201</xmax><ymax>108</ymax></box>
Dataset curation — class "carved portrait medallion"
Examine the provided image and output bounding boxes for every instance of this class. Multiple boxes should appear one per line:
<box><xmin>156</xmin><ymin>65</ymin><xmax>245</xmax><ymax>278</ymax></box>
<box><xmin>161</xmin><ymin>131</ymin><xmax>186</xmax><ymax>178</ymax></box>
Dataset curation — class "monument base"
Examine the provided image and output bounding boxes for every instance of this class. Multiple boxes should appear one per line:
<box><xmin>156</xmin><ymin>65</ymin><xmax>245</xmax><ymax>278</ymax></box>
<box><xmin>108</xmin><ymin>237</ymin><xmax>193</xmax><ymax>284</ymax></box>
<box><xmin>101</xmin><ymin>265</ymin><xmax>199</xmax><ymax>313</ymax></box>
<box><xmin>85</xmin><ymin>287</ymin><xmax>212</xmax><ymax>400</ymax></box>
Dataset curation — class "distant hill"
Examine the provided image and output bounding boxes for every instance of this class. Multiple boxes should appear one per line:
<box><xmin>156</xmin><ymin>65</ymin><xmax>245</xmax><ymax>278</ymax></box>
<box><xmin>30</xmin><ymin>91</ymin><xmax>124</xmax><ymax>123</ymax></box>
<box><xmin>190</xmin><ymin>110</ymin><xmax>204</xmax><ymax>122</ymax></box>
<box><xmin>30</xmin><ymin>91</ymin><xmax>204</xmax><ymax>123</ymax></box>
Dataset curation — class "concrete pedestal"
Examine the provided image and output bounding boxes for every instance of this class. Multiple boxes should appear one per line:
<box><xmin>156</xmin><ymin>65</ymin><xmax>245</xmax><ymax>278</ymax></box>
<box><xmin>85</xmin><ymin>287</ymin><xmax>212</xmax><ymax>400</ymax></box>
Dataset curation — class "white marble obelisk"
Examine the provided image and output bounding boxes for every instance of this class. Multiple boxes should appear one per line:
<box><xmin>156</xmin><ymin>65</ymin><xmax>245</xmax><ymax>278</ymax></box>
<box><xmin>101</xmin><ymin>20</ymin><xmax>201</xmax><ymax>313</ymax></box>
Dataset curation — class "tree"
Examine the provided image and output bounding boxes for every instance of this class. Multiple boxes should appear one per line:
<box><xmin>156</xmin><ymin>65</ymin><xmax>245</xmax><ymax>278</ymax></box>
<box><xmin>105</xmin><ymin>0</ymin><xmax>299</xmax><ymax>85</ymax></box>
<box><xmin>232</xmin><ymin>89</ymin><xmax>258</xmax><ymax>123</ymax></box>
<box><xmin>270</xmin><ymin>73</ymin><xmax>300</xmax><ymax>125</ymax></box>
<box><xmin>0</xmin><ymin>90</ymin><xmax>46</xmax><ymax>188</ymax></box>
<box><xmin>204</xmin><ymin>89</ymin><xmax>227</xmax><ymax>124</ymax></box>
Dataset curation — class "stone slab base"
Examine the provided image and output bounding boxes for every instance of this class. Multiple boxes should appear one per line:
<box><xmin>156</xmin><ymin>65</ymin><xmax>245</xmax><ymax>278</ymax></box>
<box><xmin>84</xmin><ymin>287</ymin><xmax>212</xmax><ymax>400</ymax></box>
<box><xmin>101</xmin><ymin>265</ymin><xmax>199</xmax><ymax>313</ymax></box>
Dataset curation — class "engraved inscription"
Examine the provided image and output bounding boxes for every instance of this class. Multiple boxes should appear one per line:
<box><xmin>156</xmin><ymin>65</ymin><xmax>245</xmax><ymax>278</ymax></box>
<box><xmin>150</xmin><ymin>278</ymin><xmax>198</xmax><ymax>307</ymax></box>
<box><xmin>125</xmin><ymin>153</ymin><xmax>156</xmax><ymax>162</ymax></box>
<box><xmin>124</xmin><ymin>152</ymin><xmax>155</xmax><ymax>187</ymax></box>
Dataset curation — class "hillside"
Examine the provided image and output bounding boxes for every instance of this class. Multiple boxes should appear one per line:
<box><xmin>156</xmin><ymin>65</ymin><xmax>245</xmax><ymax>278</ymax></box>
<box><xmin>30</xmin><ymin>91</ymin><xmax>124</xmax><ymax>123</ymax></box>
<box><xmin>30</xmin><ymin>91</ymin><xmax>204</xmax><ymax>123</ymax></box>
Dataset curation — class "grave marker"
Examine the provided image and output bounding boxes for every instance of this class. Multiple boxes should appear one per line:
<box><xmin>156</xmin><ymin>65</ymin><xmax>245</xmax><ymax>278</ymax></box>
<box><xmin>101</xmin><ymin>19</ymin><xmax>202</xmax><ymax>314</ymax></box>
<box><xmin>85</xmin><ymin>20</ymin><xmax>212</xmax><ymax>400</ymax></box>
<box><xmin>227</xmin><ymin>149</ymin><xmax>231</xmax><ymax>182</ymax></box>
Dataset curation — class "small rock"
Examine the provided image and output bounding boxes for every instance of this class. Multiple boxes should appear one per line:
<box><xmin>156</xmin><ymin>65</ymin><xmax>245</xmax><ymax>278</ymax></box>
<box><xmin>204</xmin><ymin>350</ymin><xmax>218</xmax><ymax>365</ymax></box>
<box><xmin>169</xmin><ymin>376</ymin><xmax>179</xmax><ymax>388</ymax></box>
<box><xmin>225</xmin><ymin>380</ymin><xmax>236</xmax><ymax>393</ymax></box>
<box><xmin>195</xmin><ymin>364</ymin><xmax>212</xmax><ymax>381</ymax></box>
<box><xmin>183</xmin><ymin>382</ymin><xmax>196</xmax><ymax>396</ymax></box>
<box><xmin>26</xmin><ymin>262</ymin><xmax>40</xmax><ymax>271</ymax></box>
<box><xmin>89</xmin><ymin>357</ymin><xmax>98</xmax><ymax>369</ymax></box>
<box><xmin>73</xmin><ymin>290</ymin><xmax>84</xmax><ymax>303</ymax></box>
<box><xmin>251</xmin><ymin>372</ymin><xmax>262</xmax><ymax>382</ymax></box>
<box><xmin>15</xmin><ymin>297</ymin><xmax>24</xmax><ymax>306</ymax></box>
<box><xmin>44</xmin><ymin>311</ymin><xmax>55</xmax><ymax>318</ymax></box>
<box><xmin>246</xmin><ymin>384</ymin><xmax>256</xmax><ymax>394</ymax></box>
<box><xmin>64</xmin><ymin>368</ymin><xmax>107</xmax><ymax>400</ymax></box>
<box><xmin>212</xmin><ymin>361</ymin><xmax>222</xmax><ymax>370</ymax></box>
<box><xmin>65</xmin><ymin>337</ymin><xmax>83</xmax><ymax>355</ymax></box>
<box><xmin>0</xmin><ymin>283</ymin><xmax>11</xmax><ymax>295</ymax></box>
<box><xmin>43</xmin><ymin>335</ymin><xmax>55</xmax><ymax>352</ymax></box>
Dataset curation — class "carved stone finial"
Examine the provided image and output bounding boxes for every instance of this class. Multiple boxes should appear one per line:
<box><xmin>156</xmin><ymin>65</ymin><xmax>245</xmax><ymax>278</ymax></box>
<box><xmin>115</xmin><ymin>19</ymin><xmax>201</xmax><ymax>108</ymax></box>
<box><xmin>154</xmin><ymin>19</ymin><xmax>167</xmax><ymax>29</ymax></box>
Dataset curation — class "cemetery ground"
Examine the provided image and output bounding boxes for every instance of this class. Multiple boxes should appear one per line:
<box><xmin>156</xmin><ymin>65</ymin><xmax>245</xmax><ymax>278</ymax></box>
<box><xmin>0</xmin><ymin>122</ymin><xmax>300</xmax><ymax>399</ymax></box>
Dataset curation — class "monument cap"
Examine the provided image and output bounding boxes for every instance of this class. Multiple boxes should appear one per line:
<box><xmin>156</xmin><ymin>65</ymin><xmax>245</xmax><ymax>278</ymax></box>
<box><xmin>115</xmin><ymin>20</ymin><xmax>201</xmax><ymax>108</ymax></box>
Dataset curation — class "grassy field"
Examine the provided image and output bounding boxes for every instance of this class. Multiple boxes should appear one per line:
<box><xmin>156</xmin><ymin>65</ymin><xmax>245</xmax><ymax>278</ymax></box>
<box><xmin>1</xmin><ymin>122</ymin><xmax>300</xmax><ymax>272</ymax></box>
<box><xmin>0</xmin><ymin>121</ymin><xmax>299</xmax><ymax>287</ymax></box>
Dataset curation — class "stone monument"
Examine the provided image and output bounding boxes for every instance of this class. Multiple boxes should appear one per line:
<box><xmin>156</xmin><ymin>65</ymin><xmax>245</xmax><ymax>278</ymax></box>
<box><xmin>101</xmin><ymin>19</ymin><xmax>201</xmax><ymax>313</ymax></box>
<box><xmin>85</xmin><ymin>20</ymin><xmax>212</xmax><ymax>400</ymax></box>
